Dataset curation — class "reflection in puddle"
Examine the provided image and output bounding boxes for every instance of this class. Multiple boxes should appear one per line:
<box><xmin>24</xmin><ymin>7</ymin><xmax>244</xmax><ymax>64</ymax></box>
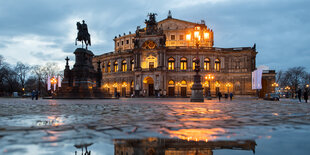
<box><xmin>114</xmin><ymin>138</ymin><xmax>256</xmax><ymax>155</ymax></box>
<box><xmin>166</xmin><ymin>128</ymin><xmax>226</xmax><ymax>142</ymax></box>
<box><xmin>74</xmin><ymin>143</ymin><xmax>93</xmax><ymax>155</ymax></box>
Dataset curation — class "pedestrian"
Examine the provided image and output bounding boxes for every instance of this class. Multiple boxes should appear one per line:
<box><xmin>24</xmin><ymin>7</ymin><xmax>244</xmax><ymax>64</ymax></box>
<box><xmin>35</xmin><ymin>90</ymin><xmax>39</xmax><ymax>100</ymax></box>
<box><xmin>218</xmin><ymin>92</ymin><xmax>222</xmax><ymax>101</ymax></box>
<box><xmin>230</xmin><ymin>92</ymin><xmax>233</xmax><ymax>101</ymax></box>
<box><xmin>304</xmin><ymin>89</ymin><xmax>308</xmax><ymax>103</ymax></box>
<box><xmin>297</xmin><ymin>89</ymin><xmax>302</xmax><ymax>103</ymax></box>
<box><xmin>31</xmin><ymin>90</ymin><xmax>35</xmax><ymax>100</ymax></box>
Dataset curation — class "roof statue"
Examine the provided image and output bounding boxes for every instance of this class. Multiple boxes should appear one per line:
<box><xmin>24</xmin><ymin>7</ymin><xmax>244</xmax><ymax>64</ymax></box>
<box><xmin>75</xmin><ymin>20</ymin><xmax>91</xmax><ymax>49</ymax></box>
<box><xmin>145</xmin><ymin>13</ymin><xmax>158</xmax><ymax>35</ymax></box>
<box><xmin>167</xmin><ymin>10</ymin><xmax>172</xmax><ymax>18</ymax></box>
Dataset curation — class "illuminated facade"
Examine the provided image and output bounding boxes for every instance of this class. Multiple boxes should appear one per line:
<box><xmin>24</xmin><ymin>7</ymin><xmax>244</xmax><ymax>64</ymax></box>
<box><xmin>93</xmin><ymin>12</ymin><xmax>275</xmax><ymax>97</ymax></box>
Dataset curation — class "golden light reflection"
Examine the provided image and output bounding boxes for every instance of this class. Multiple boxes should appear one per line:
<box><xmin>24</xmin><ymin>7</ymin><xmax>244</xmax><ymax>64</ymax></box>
<box><xmin>168</xmin><ymin>128</ymin><xmax>226</xmax><ymax>142</ymax></box>
<box><xmin>180</xmin><ymin>116</ymin><xmax>231</xmax><ymax>121</ymax></box>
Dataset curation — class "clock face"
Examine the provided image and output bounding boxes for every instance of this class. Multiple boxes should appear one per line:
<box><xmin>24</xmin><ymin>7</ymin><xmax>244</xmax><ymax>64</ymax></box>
<box><xmin>142</xmin><ymin>40</ymin><xmax>156</xmax><ymax>49</ymax></box>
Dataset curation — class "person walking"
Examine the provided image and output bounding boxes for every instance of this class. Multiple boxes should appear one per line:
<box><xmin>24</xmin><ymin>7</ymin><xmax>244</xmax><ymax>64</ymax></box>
<box><xmin>297</xmin><ymin>89</ymin><xmax>302</xmax><ymax>103</ymax></box>
<box><xmin>218</xmin><ymin>92</ymin><xmax>222</xmax><ymax>101</ymax></box>
<box><xmin>31</xmin><ymin>90</ymin><xmax>35</xmax><ymax>100</ymax></box>
<box><xmin>35</xmin><ymin>90</ymin><xmax>39</xmax><ymax>100</ymax></box>
<box><xmin>304</xmin><ymin>89</ymin><xmax>308</xmax><ymax>103</ymax></box>
<box><xmin>230</xmin><ymin>92</ymin><xmax>233</xmax><ymax>101</ymax></box>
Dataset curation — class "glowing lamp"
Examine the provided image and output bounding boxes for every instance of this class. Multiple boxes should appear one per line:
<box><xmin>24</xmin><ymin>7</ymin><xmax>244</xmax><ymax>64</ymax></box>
<box><xmin>51</xmin><ymin>77</ymin><xmax>57</xmax><ymax>85</ymax></box>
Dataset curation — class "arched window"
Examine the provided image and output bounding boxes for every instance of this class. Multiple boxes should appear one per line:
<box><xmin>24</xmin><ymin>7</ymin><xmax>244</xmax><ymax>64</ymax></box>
<box><xmin>114</xmin><ymin>61</ymin><xmax>118</xmax><ymax>72</ymax></box>
<box><xmin>204</xmin><ymin>58</ymin><xmax>210</xmax><ymax>71</ymax></box>
<box><xmin>181</xmin><ymin>80</ymin><xmax>187</xmax><ymax>85</ymax></box>
<box><xmin>168</xmin><ymin>80</ymin><xmax>175</xmax><ymax>85</ymax></box>
<box><xmin>131</xmin><ymin>59</ymin><xmax>134</xmax><ymax>71</ymax></box>
<box><xmin>214</xmin><ymin>58</ymin><xmax>220</xmax><ymax>71</ymax></box>
<box><xmin>180</xmin><ymin>57</ymin><xmax>187</xmax><ymax>70</ymax></box>
<box><xmin>168</xmin><ymin>57</ymin><xmax>175</xmax><ymax>70</ymax></box>
<box><xmin>102</xmin><ymin>63</ymin><xmax>105</xmax><ymax>73</ymax></box>
<box><xmin>122</xmin><ymin>60</ymin><xmax>127</xmax><ymax>72</ymax></box>
<box><xmin>192</xmin><ymin>58</ymin><xmax>197</xmax><ymax>70</ymax></box>
<box><xmin>107</xmin><ymin>62</ymin><xmax>111</xmax><ymax>73</ymax></box>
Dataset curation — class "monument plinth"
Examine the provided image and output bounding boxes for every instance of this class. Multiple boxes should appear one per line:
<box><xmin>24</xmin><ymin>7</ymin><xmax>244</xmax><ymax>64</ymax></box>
<box><xmin>53</xmin><ymin>48</ymin><xmax>105</xmax><ymax>99</ymax></box>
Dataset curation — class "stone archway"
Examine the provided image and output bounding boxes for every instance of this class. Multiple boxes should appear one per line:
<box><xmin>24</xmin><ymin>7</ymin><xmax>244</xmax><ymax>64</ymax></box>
<box><xmin>143</xmin><ymin>76</ymin><xmax>154</xmax><ymax>96</ymax></box>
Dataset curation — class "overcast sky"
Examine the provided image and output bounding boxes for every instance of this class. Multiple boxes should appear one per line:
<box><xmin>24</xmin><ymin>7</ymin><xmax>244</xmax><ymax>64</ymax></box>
<box><xmin>0</xmin><ymin>0</ymin><xmax>309</xmax><ymax>71</ymax></box>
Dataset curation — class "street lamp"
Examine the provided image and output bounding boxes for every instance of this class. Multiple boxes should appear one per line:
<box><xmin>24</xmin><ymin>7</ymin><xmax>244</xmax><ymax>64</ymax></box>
<box><xmin>50</xmin><ymin>77</ymin><xmax>57</xmax><ymax>94</ymax></box>
<box><xmin>285</xmin><ymin>86</ymin><xmax>290</xmax><ymax>98</ymax></box>
<box><xmin>272</xmin><ymin>82</ymin><xmax>279</xmax><ymax>93</ymax></box>
<box><xmin>188</xmin><ymin>25</ymin><xmax>209</xmax><ymax>102</ymax></box>
<box><xmin>225</xmin><ymin>83</ymin><xmax>232</xmax><ymax>93</ymax></box>
<box><xmin>176</xmin><ymin>82</ymin><xmax>181</xmax><ymax>97</ymax></box>
<box><xmin>204</xmin><ymin>74</ymin><xmax>214</xmax><ymax>99</ymax></box>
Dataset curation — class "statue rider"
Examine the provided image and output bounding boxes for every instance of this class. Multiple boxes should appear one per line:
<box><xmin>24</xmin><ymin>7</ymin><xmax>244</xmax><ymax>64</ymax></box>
<box><xmin>81</xmin><ymin>20</ymin><xmax>88</xmax><ymax>37</ymax></box>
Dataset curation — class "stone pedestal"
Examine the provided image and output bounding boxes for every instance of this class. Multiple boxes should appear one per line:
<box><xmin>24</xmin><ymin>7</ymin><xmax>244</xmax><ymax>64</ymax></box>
<box><xmin>53</xmin><ymin>48</ymin><xmax>106</xmax><ymax>99</ymax></box>
<box><xmin>190</xmin><ymin>73</ymin><xmax>204</xmax><ymax>102</ymax></box>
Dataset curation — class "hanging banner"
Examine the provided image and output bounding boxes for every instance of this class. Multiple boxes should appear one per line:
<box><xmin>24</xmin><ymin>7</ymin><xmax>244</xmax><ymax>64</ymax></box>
<box><xmin>58</xmin><ymin>76</ymin><xmax>61</xmax><ymax>87</ymax></box>
<box><xmin>47</xmin><ymin>75</ymin><xmax>51</xmax><ymax>90</ymax></box>
<box><xmin>53</xmin><ymin>76</ymin><xmax>56</xmax><ymax>91</ymax></box>
<box><xmin>256</xmin><ymin>69</ymin><xmax>263</xmax><ymax>89</ymax></box>
<box><xmin>252</xmin><ymin>69</ymin><xmax>263</xmax><ymax>90</ymax></box>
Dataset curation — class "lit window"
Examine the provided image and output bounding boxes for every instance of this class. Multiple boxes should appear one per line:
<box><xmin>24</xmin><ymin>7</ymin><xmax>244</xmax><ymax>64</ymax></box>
<box><xmin>171</xmin><ymin>35</ymin><xmax>175</xmax><ymax>40</ymax></box>
<box><xmin>204</xmin><ymin>58</ymin><xmax>210</xmax><ymax>71</ymax></box>
<box><xmin>107</xmin><ymin>62</ymin><xmax>111</xmax><ymax>73</ymax></box>
<box><xmin>186</xmin><ymin>34</ymin><xmax>191</xmax><ymax>41</ymax></box>
<box><xmin>181</xmin><ymin>80</ymin><xmax>187</xmax><ymax>85</ymax></box>
<box><xmin>180</xmin><ymin>57</ymin><xmax>187</xmax><ymax>70</ymax></box>
<box><xmin>131</xmin><ymin>59</ymin><xmax>134</xmax><ymax>71</ymax></box>
<box><xmin>122</xmin><ymin>60</ymin><xmax>127</xmax><ymax>72</ymax></box>
<box><xmin>168</xmin><ymin>57</ymin><xmax>175</xmax><ymax>70</ymax></box>
<box><xmin>204</xmin><ymin>32</ymin><xmax>210</xmax><ymax>39</ymax></box>
<box><xmin>214</xmin><ymin>58</ymin><xmax>220</xmax><ymax>71</ymax></box>
<box><xmin>102</xmin><ymin>63</ymin><xmax>105</xmax><ymax>73</ymax></box>
<box><xmin>168</xmin><ymin>80</ymin><xmax>175</xmax><ymax>85</ymax></box>
<box><xmin>192</xmin><ymin>58</ymin><xmax>197</xmax><ymax>70</ymax></box>
<box><xmin>114</xmin><ymin>61</ymin><xmax>118</xmax><ymax>72</ymax></box>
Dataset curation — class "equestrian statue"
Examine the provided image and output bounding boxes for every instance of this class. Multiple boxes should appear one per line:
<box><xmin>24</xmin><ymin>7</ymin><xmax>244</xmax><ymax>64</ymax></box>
<box><xmin>75</xmin><ymin>20</ymin><xmax>91</xmax><ymax>49</ymax></box>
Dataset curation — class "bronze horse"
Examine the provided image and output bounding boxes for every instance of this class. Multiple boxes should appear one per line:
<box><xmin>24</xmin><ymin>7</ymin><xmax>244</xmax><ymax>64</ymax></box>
<box><xmin>75</xmin><ymin>21</ymin><xmax>91</xmax><ymax>49</ymax></box>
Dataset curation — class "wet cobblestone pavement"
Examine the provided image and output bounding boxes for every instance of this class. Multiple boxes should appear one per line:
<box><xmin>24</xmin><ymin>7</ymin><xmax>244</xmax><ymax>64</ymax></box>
<box><xmin>0</xmin><ymin>97</ymin><xmax>310</xmax><ymax>154</ymax></box>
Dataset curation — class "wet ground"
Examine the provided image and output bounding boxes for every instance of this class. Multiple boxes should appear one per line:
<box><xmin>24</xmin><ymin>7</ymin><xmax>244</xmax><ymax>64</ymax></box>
<box><xmin>0</xmin><ymin>97</ymin><xmax>310</xmax><ymax>155</ymax></box>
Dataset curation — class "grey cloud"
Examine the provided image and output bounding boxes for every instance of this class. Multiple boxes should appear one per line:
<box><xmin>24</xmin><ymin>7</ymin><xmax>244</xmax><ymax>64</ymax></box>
<box><xmin>0</xmin><ymin>0</ymin><xmax>309</xmax><ymax>71</ymax></box>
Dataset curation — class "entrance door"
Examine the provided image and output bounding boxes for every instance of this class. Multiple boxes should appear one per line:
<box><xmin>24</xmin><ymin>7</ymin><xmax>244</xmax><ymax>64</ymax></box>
<box><xmin>149</xmin><ymin>62</ymin><xmax>154</xmax><ymax>69</ymax></box>
<box><xmin>149</xmin><ymin>84</ymin><xmax>154</xmax><ymax>96</ymax></box>
<box><xmin>181</xmin><ymin>87</ymin><xmax>187</xmax><ymax>97</ymax></box>
<box><xmin>168</xmin><ymin>87</ymin><xmax>175</xmax><ymax>97</ymax></box>
<box><xmin>122</xmin><ymin>87</ymin><xmax>126</xmax><ymax>97</ymax></box>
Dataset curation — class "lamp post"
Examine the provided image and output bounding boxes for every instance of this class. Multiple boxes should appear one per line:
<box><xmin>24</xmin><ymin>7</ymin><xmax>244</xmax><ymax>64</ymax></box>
<box><xmin>272</xmin><ymin>82</ymin><xmax>279</xmax><ymax>93</ymax></box>
<box><xmin>176</xmin><ymin>82</ymin><xmax>181</xmax><ymax>97</ymax></box>
<box><xmin>226</xmin><ymin>83</ymin><xmax>232</xmax><ymax>93</ymax></box>
<box><xmin>204</xmin><ymin>74</ymin><xmax>214</xmax><ymax>100</ymax></box>
<box><xmin>285</xmin><ymin>86</ymin><xmax>290</xmax><ymax>98</ymax></box>
<box><xmin>188</xmin><ymin>25</ymin><xmax>209</xmax><ymax>102</ymax></box>
<box><xmin>50</xmin><ymin>77</ymin><xmax>57</xmax><ymax>94</ymax></box>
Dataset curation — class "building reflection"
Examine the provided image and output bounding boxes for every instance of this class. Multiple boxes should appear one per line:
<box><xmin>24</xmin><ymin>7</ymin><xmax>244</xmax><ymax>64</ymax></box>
<box><xmin>74</xmin><ymin>143</ymin><xmax>93</xmax><ymax>155</ymax></box>
<box><xmin>114</xmin><ymin>138</ymin><xmax>256</xmax><ymax>155</ymax></box>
